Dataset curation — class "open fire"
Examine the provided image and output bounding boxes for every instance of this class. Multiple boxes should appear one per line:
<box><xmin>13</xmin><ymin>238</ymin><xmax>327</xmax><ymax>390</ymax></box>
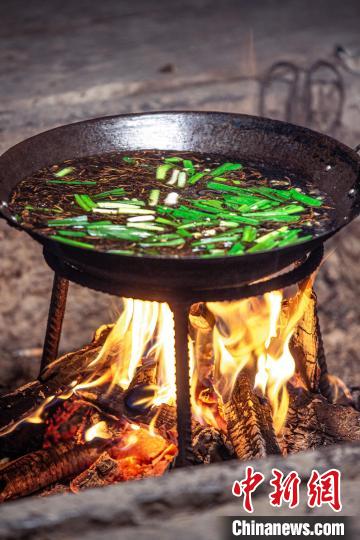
<box><xmin>1</xmin><ymin>270</ymin><xmax>359</xmax><ymax>503</ymax></box>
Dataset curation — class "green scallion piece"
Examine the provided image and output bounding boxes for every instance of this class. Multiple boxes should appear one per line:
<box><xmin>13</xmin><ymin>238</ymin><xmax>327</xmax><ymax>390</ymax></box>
<box><xmin>207</xmin><ymin>181</ymin><xmax>245</xmax><ymax>194</ymax></box>
<box><xmin>177</xmin><ymin>171</ymin><xmax>187</xmax><ymax>188</ymax></box>
<box><xmin>156</xmin><ymin>164</ymin><xmax>174</xmax><ymax>181</ymax></box>
<box><xmin>164</xmin><ymin>156</ymin><xmax>183</xmax><ymax>163</ymax></box>
<box><xmin>129</xmin><ymin>223</ymin><xmax>165</xmax><ymax>232</ymax></box>
<box><xmin>148</xmin><ymin>189</ymin><xmax>160</xmax><ymax>206</ymax></box>
<box><xmin>122</xmin><ymin>156</ymin><xmax>135</xmax><ymax>164</ymax></box>
<box><xmin>177</xmin><ymin>219</ymin><xmax>217</xmax><ymax>229</ymax></box>
<box><xmin>25</xmin><ymin>205</ymin><xmax>62</xmax><ymax>214</ymax></box>
<box><xmin>209</xmin><ymin>163</ymin><xmax>243</xmax><ymax>177</ymax></box>
<box><xmin>48</xmin><ymin>216</ymin><xmax>88</xmax><ymax>226</ymax></box>
<box><xmin>86</xmin><ymin>220</ymin><xmax>112</xmax><ymax>228</ymax></box>
<box><xmin>183</xmin><ymin>159</ymin><xmax>195</xmax><ymax>175</ymax></box>
<box><xmin>107</xmin><ymin>249</ymin><xmax>136</xmax><ymax>255</ymax></box>
<box><xmin>57</xmin><ymin>230</ymin><xmax>87</xmax><ymax>238</ymax></box>
<box><xmin>247</xmin><ymin>238</ymin><xmax>279</xmax><ymax>253</ymax></box>
<box><xmin>188</xmin><ymin>172</ymin><xmax>205</xmax><ymax>185</ymax></box>
<box><xmin>52</xmin><ymin>235</ymin><xmax>94</xmax><ymax>250</ymax></box>
<box><xmin>254</xmin><ymin>226</ymin><xmax>288</xmax><ymax>244</ymax></box>
<box><xmin>155</xmin><ymin>217</ymin><xmax>179</xmax><ymax>227</ymax></box>
<box><xmin>74</xmin><ymin>194</ymin><xmax>92</xmax><ymax>212</ymax></box>
<box><xmin>289</xmin><ymin>189</ymin><xmax>323</xmax><ymax>207</ymax></box>
<box><xmin>176</xmin><ymin>228</ymin><xmax>192</xmax><ymax>239</ymax></box>
<box><xmin>47</xmin><ymin>180</ymin><xmax>97</xmax><ymax>186</ymax></box>
<box><xmin>219</xmin><ymin>214</ymin><xmax>260</xmax><ymax>225</ymax></box>
<box><xmin>192</xmin><ymin>234</ymin><xmax>240</xmax><ymax>246</ymax></box>
<box><xmin>93</xmin><ymin>188</ymin><xmax>126</xmax><ymax>200</ymax></box>
<box><xmin>242</xmin><ymin>226</ymin><xmax>257</xmax><ymax>243</ymax></box>
<box><xmin>140</xmin><ymin>238</ymin><xmax>185</xmax><ymax>248</ymax></box>
<box><xmin>228</xmin><ymin>242</ymin><xmax>245</xmax><ymax>255</ymax></box>
<box><xmin>54</xmin><ymin>167</ymin><xmax>74</xmax><ymax>178</ymax></box>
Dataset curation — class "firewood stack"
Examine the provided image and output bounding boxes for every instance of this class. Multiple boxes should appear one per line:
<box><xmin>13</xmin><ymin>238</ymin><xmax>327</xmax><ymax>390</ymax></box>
<box><xmin>0</xmin><ymin>288</ymin><xmax>359</xmax><ymax>503</ymax></box>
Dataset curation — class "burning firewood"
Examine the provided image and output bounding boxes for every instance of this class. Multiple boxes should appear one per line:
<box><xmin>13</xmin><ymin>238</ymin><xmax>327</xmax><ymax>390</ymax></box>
<box><xmin>289</xmin><ymin>290</ymin><xmax>321</xmax><ymax>392</ymax></box>
<box><xmin>189</xmin><ymin>303</ymin><xmax>215</xmax><ymax>331</ymax></box>
<box><xmin>224</xmin><ymin>372</ymin><xmax>281</xmax><ymax>460</ymax></box>
<box><xmin>192</xmin><ymin>423</ymin><xmax>234</xmax><ymax>464</ymax></box>
<box><xmin>70</xmin><ymin>451</ymin><xmax>121</xmax><ymax>492</ymax></box>
<box><xmin>281</xmin><ymin>386</ymin><xmax>360</xmax><ymax>454</ymax></box>
<box><xmin>0</xmin><ymin>440</ymin><xmax>108</xmax><ymax>502</ymax></box>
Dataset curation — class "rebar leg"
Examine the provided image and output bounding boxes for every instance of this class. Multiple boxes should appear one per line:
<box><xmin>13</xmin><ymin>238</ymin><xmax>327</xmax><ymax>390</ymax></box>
<box><xmin>172</xmin><ymin>302</ymin><xmax>193</xmax><ymax>467</ymax></box>
<box><xmin>40</xmin><ymin>273</ymin><xmax>69</xmax><ymax>376</ymax></box>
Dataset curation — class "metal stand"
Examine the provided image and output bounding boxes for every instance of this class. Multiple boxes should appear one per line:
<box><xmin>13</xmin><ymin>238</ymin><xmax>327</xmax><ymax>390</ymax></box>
<box><xmin>40</xmin><ymin>273</ymin><xmax>69</xmax><ymax>376</ymax></box>
<box><xmin>172</xmin><ymin>302</ymin><xmax>193</xmax><ymax>467</ymax></box>
<box><xmin>39</xmin><ymin>246</ymin><xmax>324</xmax><ymax>465</ymax></box>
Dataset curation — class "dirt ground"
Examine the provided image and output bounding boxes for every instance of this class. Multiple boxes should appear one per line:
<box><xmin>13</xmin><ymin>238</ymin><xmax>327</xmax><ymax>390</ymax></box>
<box><xmin>0</xmin><ymin>0</ymin><xmax>359</xmax><ymax>393</ymax></box>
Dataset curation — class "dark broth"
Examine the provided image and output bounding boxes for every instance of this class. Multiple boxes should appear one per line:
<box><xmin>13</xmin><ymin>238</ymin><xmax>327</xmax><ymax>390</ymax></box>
<box><xmin>9</xmin><ymin>150</ymin><xmax>333</xmax><ymax>258</ymax></box>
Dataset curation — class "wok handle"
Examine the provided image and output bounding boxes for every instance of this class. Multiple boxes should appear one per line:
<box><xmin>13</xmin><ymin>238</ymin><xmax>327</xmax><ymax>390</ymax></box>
<box><xmin>0</xmin><ymin>203</ymin><xmax>22</xmax><ymax>230</ymax></box>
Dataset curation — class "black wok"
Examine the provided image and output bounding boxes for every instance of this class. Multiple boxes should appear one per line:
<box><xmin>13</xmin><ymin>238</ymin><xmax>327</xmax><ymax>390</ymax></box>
<box><xmin>0</xmin><ymin>112</ymin><xmax>359</xmax><ymax>295</ymax></box>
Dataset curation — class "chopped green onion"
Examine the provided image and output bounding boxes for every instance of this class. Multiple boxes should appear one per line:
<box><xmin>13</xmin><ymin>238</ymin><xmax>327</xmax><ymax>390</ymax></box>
<box><xmin>140</xmin><ymin>238</ymin><xmax>185</xmax><ymax>247</ymax></box>
<box><xmin>242</xmin><ymin>226</ymin><xmax>257</xmax><ymax>243</ymax></box>
<box><xmin>156</xmin><ymin>164</ymin><xmax>174</xmax><ymax>181</ymax></box>
<box><xmin>207</xmin><ymin>181</ymin><xmax>245</xmax><ymax>194</ymax></box>
<box><xmin>86</xmin><ymin>220</ymin><xmax>113</xmax><ymax>228</ymax></box>
<box><xmin>54</xmin><ymin>167</ymin><xmax>74</xmax><ymax>178</ymax></box>
<box><xmin>188</xmin><ymin>172</ymin><xmax>205</xmax><ymax>185</ymax></box>
<box><xmin>228</xmin><ymin>242</ymin><xmax>245</xmax><ymax>255</ymax></box>
<box><xmin>254</xmin><ymin>226</ymin><xmax>288</xmax><ymax>244</ymax></box>
<box><xmin>48</xmin><ymin>216</ymin><xmax>88</xmax><ymax>226</ymax></box>
<box><xmin>289</xmin><ymin>189</ymin><xmax>323</xmax><ymax>207</ymax></box>
<box><xmin>177</xmin><ymin>220</ymin><xmax>216</xmax><ymax>229</ymax></box>
<box><xmin>93</xmin><ymin>188</ymin><xmax>126</xmax><ymax>200</ymax></box>
<box><xmin>52</xmin><ymin>235</ymin><xmax>94</xmax><ymax>250</ymax></box>
<box><xmin>177</xmin><ymin>171</ymin><xmax>187</xmax><ymax>188</ymax></box>
<box><xmin>164</xmin><ymin>156</ymin><xmax>183</xmax><ymax>163</ymax></box>
<box><xmin>247</xmin><ymin>238</ymin><xmax>279</xmax><ymax>253</ymax></box>
<box><xmin>25</xmin><ymin>205</ymin><xmax>62</xmax><ymax>213</ymax></box>
<box><xmin>148</xmin><ymin>189</ymin><xmax>160</xmax><ymax>206</ymax></box>
<box><xmin>192</xmin><ymin>233</ymin><xmax>240</xmax><ymax>246</ymax></box>
<box><xmin>47</xmin><ymin>180</ymin><xmax>97</xmax><ymax>186</ymax></box>
<box><xmin>183</xmin><ymin>159</ymin><xmax>195</xmax><ymax>175</ymax></box>
<box><xmin>129</xmin><ymin>223</ymin><xmax>165</xmax><ymax>232</ymax></box>
<box><xmin>127</xmin><ymin>215</ymin><xmax>155</xmax><ymax>222</ymax></box>
<box><xmin>97</xmin><ymin>202</ymin><xmax>141</xmax><ymax>209</ymax></box>
<box><xmin>209</xmin><ymin>163</ymin><xmax>243</xmax><ymax>177</ymax></box>
<box><xmin>107</xmin><ymin>249</ymin><xmax>136</xmax><ymax>255</ymax></box>
<box><xmin>219</xmin><ymin>220</ymin><xmax>240</xmax><ymax>229</ymax></box>
<box><xmin>93</xmin><ymin>207</ymin><xmax>154</xmax><ymax>215</ymax></box>
<box><xmin>155</xmin><ymin>217</ymin><xmax>179</xmax><ymax>227</ymax></box>
<box><xmin>74</xmin><ymin>194</ymin><xmax>92</xmax><ymax>212</ymax></box>
<box><xmin>167</xmin><ymin>169</ymin><xmax>180</xmax><ymax>186</ymax></box>
<box><xmin>57</xmin><ymin>230</ymin><xmax>87</xmax><ymax>238</ymax></box>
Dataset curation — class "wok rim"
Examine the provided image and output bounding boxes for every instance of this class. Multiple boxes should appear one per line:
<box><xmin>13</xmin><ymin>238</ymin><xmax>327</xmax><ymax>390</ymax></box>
<box><xmin>1</xmin><ymin>110</ymin><xmax>359</xmax><ymax>267</ymax></box>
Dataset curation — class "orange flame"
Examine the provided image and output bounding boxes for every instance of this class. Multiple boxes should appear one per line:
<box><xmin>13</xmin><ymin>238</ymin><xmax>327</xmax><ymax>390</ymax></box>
<box><xmin>0</xmin><ymin>278</ymin><xmax>314</xmax><ymax>441</ymax></box>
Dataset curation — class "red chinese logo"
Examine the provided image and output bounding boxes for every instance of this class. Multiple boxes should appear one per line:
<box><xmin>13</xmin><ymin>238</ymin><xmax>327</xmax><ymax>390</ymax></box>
<box><xmin>232</xmin><ymin>467</ymin><xmax>342</xmax><ymax>514</ymax></box>
<box><xmin>269</xmin><ymin>468</ymin><xmax>301</xmax><ymax>509</ymax></box>
<box><xmin>232</xmin><ymin>466</ymin><xmax>265</xmax><ymax>513</ymax></box>
<box><xmin>307</xmin><ymin>469</ymin><xmax>342</xmax><ymax>512</ymax></box>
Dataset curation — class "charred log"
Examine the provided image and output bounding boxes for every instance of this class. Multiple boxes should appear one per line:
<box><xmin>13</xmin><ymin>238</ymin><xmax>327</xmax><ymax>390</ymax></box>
<box><xmin>0</xmin><ymin>440</ymin><xmax>108</xmax><ymax>502</ymax></box>
<box><xmin>224</xmin><ymin>372</ymin><xmax>281</xmax><ymax>460</ymax></box>
<box><xmin>192</xmin><ymin>423</ymin><xmax>234</xmax><ymax>464</ymax></box>
<box><xmin>289</xmin><ymin>290</ymin><xmax>321</xmax><ymax>392</ymax></box>
<box><xmin>70</xmin><ymin>451</ymin><xmax>120</xmax><ymax>492</ymax></box>
<box><xmin>281</xmin><ymin>386</ymin><xmax>360</xmax><ymax>454</ymax></box>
